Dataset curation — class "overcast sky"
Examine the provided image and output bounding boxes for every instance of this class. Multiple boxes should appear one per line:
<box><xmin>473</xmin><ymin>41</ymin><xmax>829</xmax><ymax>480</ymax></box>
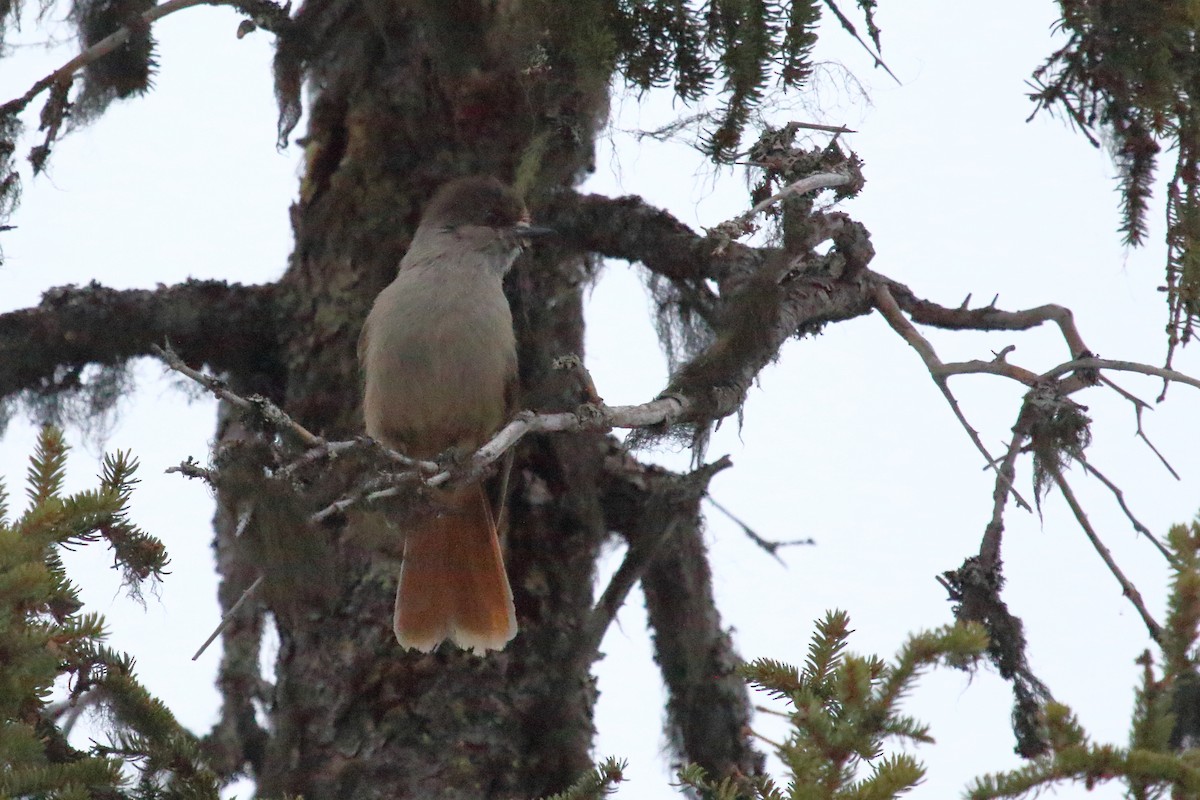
<box><xmin>3</xmin><ymin>1</ymin><xmax>1200</xmax><ymax>798</ymax></box>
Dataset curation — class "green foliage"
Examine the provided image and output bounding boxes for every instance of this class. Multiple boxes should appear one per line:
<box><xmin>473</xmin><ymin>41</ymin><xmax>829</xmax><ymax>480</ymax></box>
<box><xmin>607</xmin><ymin>0</ymin><xmax>824</xmax><ymax>160</ymax></box>
<box><xmin>2</xmin><ymin>0</ymin><xmax>848</xmax><ymax>220</ymax></box>
<box><xmin>1162</xmin><ymin>520</ymin><xmax>1200</xmax><ymax>679</ymax></box>
<box><xmin>966</xmin><ymin>516</ymin><xmax>1200</xmax><ymax>799</ymax></box>
<box><xmin>1031</xmin><ymin>1</ymin><xmax>1200</xmax><ymax>353</ymax></box>
<box><xmin>538</xmin><ymin>757</ymin><xmax>628</xmax><ymax>800</ymax></box>
<box><xmin>0</xmin><ymin>426</ymin><xmax>218</xmax><ymax>800</ymax></box>
<box><xmin>677</xmin><ymin>610</ymin><xmax>989</xmax><ymax>800</ymax></box>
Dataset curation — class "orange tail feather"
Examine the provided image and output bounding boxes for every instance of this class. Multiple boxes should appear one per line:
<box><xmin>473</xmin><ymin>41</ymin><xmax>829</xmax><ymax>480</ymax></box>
<box><xmin>393</xmin><ymin>485</ymin><xmax>516</xmax><ymax>654</ymax></box>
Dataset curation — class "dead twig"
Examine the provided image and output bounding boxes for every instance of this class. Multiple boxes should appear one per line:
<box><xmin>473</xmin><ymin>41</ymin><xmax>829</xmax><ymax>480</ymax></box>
<box><xmin>704</xmin><ymin>494</ymin><xmax>814</xmax><ymax>563</ymax></box>
<box><xmin>311</xmin><ymin>396</ymin><xmax>691</xmax><ymax>522</ymax></box>
<box><xmin>2</xmin><ymin>0</ymin><xmax>292</xmax><ymax>116</ymax></box>
<box><xmin>155</xmin><ymin>346</ymin><xmax>695</xmax><ymax>523</ymax></box>
<box><xmin>468</xmin><ymin>397</ymin><xmax>688</xmax><ymax>478</ymax></box>
<box><xmin>580</xmin><ymin>518</ymin><xmax>683</xmax><ymax>659</ymax></box>
<box><xmin>153</xmin><ymin>343</ymin><xmax>323</xmax><ymax>447</ymax></box>
<box><xmin>873</xmin><ymin>284</ymin><xmax>1032</xmax><ymax>513</ymax></box>
<box><xmin>705</xmin><ymin>171</ymin><xmax>854</xmax><ymax>249</ymax></box>
<box><xmin>279</xmin><ymin>436</ymin><xmax>435</xmax><ymax>478</ymax></box>
<box><xmin>737</xmin><ymin>173</ymin><xmax>853</xmax><ymax>230</ymax></box>
<box><xmin>893</xmin><ymin>292</ymin><xmax>1090</xmax><ymax>359</ymax></box>
<box><xmin>191</xmin><ymin>574</ymin><xmax>264</xmax><ymax>661</ymax></box>
<box><xmin>1096</xmin><ymin>375</ymin><xmax>1181</xmax><ymax>480</ymax></box>
<box><xmin>165</xmin><ymin>456</ymin><xmax>217</xmax><ymax>484</ymax></box>
<box><xmin>1043</xmin><ymin>357</ymin><xmax>1200</xmax><ymax>392</ymax></box>
<box><xmin>1049</xmin><ymin>467</ymin><xmax>1163</xmax><ymax>643</ymax></box>
<box><xmin>2</xmin><ymin>0</ymin><xmax>206</xmax><ymax>116</ymax></box>
<box><xmin>1075</xmin><ymin>455</ymin><xmax>1173</xmax><ymax>563</ymax></box>
<box><xmin>155</xmin><ymin>344</ymin><xmax>439</xmax><ymax>478</ymax></box>
<box><xmin>821</xmin><ymin>0</ymin><xmax>900</xmax><ymax>85</ymax></box>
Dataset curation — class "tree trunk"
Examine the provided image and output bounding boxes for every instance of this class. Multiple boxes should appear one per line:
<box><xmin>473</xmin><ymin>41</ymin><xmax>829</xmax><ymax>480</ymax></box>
<box><xmin>212</xmin><ymin>1</ymin><xmax>618</xmax><ymax>796</ymax></box>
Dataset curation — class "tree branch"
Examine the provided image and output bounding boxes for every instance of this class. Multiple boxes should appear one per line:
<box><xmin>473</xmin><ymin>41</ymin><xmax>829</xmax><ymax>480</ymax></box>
<box><xmin>888</xmin><ymin>287</ymin><xmax>1089</xmax><ymax>355</ymax></box>
<box><xmin>153</xmin><ymin>343</ymin><xmax>320</xmax><ymax>447</ymax></box>
<box><xmin>0</xmin><ymin>279</ymin><xmax>281</xmax><ymax>403</ymax></box>
<box><xmin>873</xmin><ymin>284</ymin><xmax>1033</xmax><ymax>512</ymax></box>
<box><xmin>1076</xmin><ymin>455</ymin><xmax>1173</xmax><ymax>562</ymax></box>
<box><xmin>203</xmin><ymin>405</ymin><xmax>271</xmax><ymax>781</ymax></box>
<box><xmin>982</xmin><ymin>417</ymin><xmax>1032</xmax><ymax>568</ymax></box>
<box><xmin>0</xmin><ymin>0</ymin><xmax>293</xmax><ymax>117</ymax></box>
<box><xmin>707</xmin><ymin>172</ymin><xmax>854</xmax><ymax>245</ymax></box>
<box><xmin>309</xmin><ymin>397</ymin><xmax>695</xmax><ymax>522</ymax></box>
<box><xmin>1049</xmin><ymin>466</ymin><xmax>1163</xmax><ymax>642</ymax></box>
<box><xmin>543</xmin><ymin>190</ymin><xmax>759</xmax><ymax>283</ymax></box>
<box><xmin>545</xmin><ymin>175</ymin><xmax>855</xmax><ymax>285</ymax></box>
<box><xmin>596</xmin><ymin>444</ymin><xmax>764</xmax><ymax>781</ymax></box>
<box><xmin>705</xmin><ymin>494</ymin><xmax>815</xmax><ymax>561</ymax></box>
<box><xmin>581</xmin><ymin>517</ymin><xmax>682</xmax><ymax>658</ymax></box>
<box><xmin>581</xmin><ymin>456</ymin><xmax>731</xmax><ymax>659</ymax></box>
<box><xmin>1097</xmin><ymin>375</ymin><xmax>1181</xmax><ymax>480</ymax></box>
<box><xmin>1044</xmin><ymin>357</ymin><xmax>1200</xmax><ymax>391</ymax></box>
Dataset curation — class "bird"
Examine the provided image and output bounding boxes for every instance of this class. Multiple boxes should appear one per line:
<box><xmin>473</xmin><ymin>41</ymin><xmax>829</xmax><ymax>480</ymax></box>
<box><xmin>358</xmin><ymin>175</ymin><xmax>549</xmax><ymax>654</ymax></box>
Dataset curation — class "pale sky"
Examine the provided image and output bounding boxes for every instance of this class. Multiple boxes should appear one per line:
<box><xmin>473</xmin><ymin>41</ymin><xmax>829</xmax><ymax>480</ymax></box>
<box><xmin>3</xmin><ymin>2</ymin><xmax>1200</xmax><ymax>798</ymax></box>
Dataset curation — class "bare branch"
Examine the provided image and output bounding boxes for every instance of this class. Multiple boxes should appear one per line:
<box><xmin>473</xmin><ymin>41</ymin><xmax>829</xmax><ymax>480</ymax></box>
<box><xmin>276</xmin><ymin>439</ymin><xmax>361</xmax><ymax>478</ymax></box>
<box><xmin>165</xmin><ymin>456</ymin><xmax>217</xmax><ymax>484</ymax></box>
<box><xmin>765</xmin><ymin>120</ymin><xmax>856</xmax><ymax>135</ymax></box>
<box><xmin>982</xmin><ymin>426</ymin><xmax>1030</xmax><ymax>567</ymax></box>
<box><xmin>192</xmin><ymin>574</ymin><xmax>264</xmax><ymax>661</ymax></box>
<box><xmin>279</xmin><ymin>436</ymin><xmax>435</xmax><ymax>478</ymax></box>
<box><xmin>543</xmin><ymin>190</ymin><xmax>756</xmax><ymax>283</ymax></box>
<box><xmin>580</xmin><ymin>455</ymin><xmax>732</xmax><ymax>659</ymax></box>
<box><xmin>1099</xmin><ymin>375</ymin><xmax>1181</xmax><ymax>480</ymax></box>
<box><xmin>593</xmin><ymin>447</ymin><xmax>763</xmax><ymax>779</ymax></box>
<box><xmin>310</xmin><ymin>470</ymin><xmax>425</xmax><ymax>523</ymax></box>
<box><xmin>310</xmin><ymin>396</ymin><xmax>691</xmax><ymax>522</ymax></box>
<box><xmin>471</xmin><ymin>398</ymin><xmax>686</xmax><ymax>474</ymax></box>
<box><xmin>1075</xmin><ymin>455</ymin><xmax>1173</xmax><ymax>563</ymax></box>
<box><xmin>739</xmin><ymin>173</ymin><xmax>854</xmax><ymax>227</ymax></box>
<box><xmin>890</xmin><ymin>280</ymin><xmax>1190</xmax><ymax>645</ymax></box>
<box><xmin>546</xmin><ymin>183</ymin><xmax>857</xmax><ymax>286</ymax></box>
<box><xmin>1</xmin><ymin>0</ymin><xmax>292</xmax><ymax>117</ymax></box>
<box><xmin>821</xmin><ymin>0</ymin><xmax>900</xmax><ymax>85</ymax></box>
<box><xmin>2</xmin><ymin>0</ymin><xmax>206</xmax><ymax>116</ymax></box>
<box><xmin>873</xmin><ymin>284</ymin><xmax>1032</xmax><ymax>512</ymax></box>
<box><xmin>153</xmin><ymin>343</ymin><xmax>323</xmax><ymax>448</ymax></box>
<box><xmin>1045</xmin><ymin>357</ymin><xmax>1200</xmax><ymax>392</ymax></box>
<box><xmin>889</xmin><ymin>288</ymin><xmax>1090</xmax><ymax>357</ymax></box>
<box><xmin>1049</xmin><ymin>467</ymin><xmax>1163</xmax><ymax>642</ymax></box>
<box><xmin>708</xmin><ymin>172</ymin><xmax>854</xmax><ymax>245</ymax></box>
<box><xmin>580</xmin><ymin>518</ymin><xmax>682</xmax><ymax>658</ymax></box>
<box><xmin>1135</xmin><ymin>421</ymin><xmax>1182</xmax><ymax>481</ymax></box>
<box><xmin>704</xmin><ymin>494</ymin><xmax>815</xmax><ymax>562</ymax></box>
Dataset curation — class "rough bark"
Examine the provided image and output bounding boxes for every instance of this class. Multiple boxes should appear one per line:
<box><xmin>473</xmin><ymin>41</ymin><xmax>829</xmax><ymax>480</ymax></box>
<box><xmin>598</xmin><ymin>443</ymin><xmax>764</xmax><ymax>780</ymax></box>
<box><xmin>0</xmin><ymin>279</ymin><xmax>279</xmax><ymax>403</ymax></box>
<box><xmin>241</xmin><ymin>1</ymin><xmax>631</xmax><ymax>796</ymax></box>
<box><xmin>204</xmin><ymin>402</ymin><xmax>272</xmax><ymax>780</ymax></box>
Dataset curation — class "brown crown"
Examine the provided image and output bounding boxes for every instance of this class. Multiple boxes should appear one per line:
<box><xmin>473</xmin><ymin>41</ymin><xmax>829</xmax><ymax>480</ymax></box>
<box><xmin>420</xmin><ymin>176</ymin><xmax>528</xmax><ymax>230</ymax></box>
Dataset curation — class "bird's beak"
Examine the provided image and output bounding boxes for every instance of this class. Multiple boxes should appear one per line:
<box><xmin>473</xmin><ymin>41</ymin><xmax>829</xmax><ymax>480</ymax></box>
<box><xmin>512</xmin><ymin>222</ymin><xmax>555</xmax><ymax>240</ymax></box>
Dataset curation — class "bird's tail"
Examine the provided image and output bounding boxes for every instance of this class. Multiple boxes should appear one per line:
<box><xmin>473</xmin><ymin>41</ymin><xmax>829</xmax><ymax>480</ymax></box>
<box><xmin>393</xmin><ymin>484</ymin><xmax>517</xmax><ymax>654</ymax></box>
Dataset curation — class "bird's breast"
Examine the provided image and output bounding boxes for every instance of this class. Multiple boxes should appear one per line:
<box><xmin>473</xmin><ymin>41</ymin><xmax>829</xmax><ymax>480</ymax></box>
<box><xmin>361</xmin><ymin>269</ymin><xmax>516</xmax><ymax>458</ymax></box>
